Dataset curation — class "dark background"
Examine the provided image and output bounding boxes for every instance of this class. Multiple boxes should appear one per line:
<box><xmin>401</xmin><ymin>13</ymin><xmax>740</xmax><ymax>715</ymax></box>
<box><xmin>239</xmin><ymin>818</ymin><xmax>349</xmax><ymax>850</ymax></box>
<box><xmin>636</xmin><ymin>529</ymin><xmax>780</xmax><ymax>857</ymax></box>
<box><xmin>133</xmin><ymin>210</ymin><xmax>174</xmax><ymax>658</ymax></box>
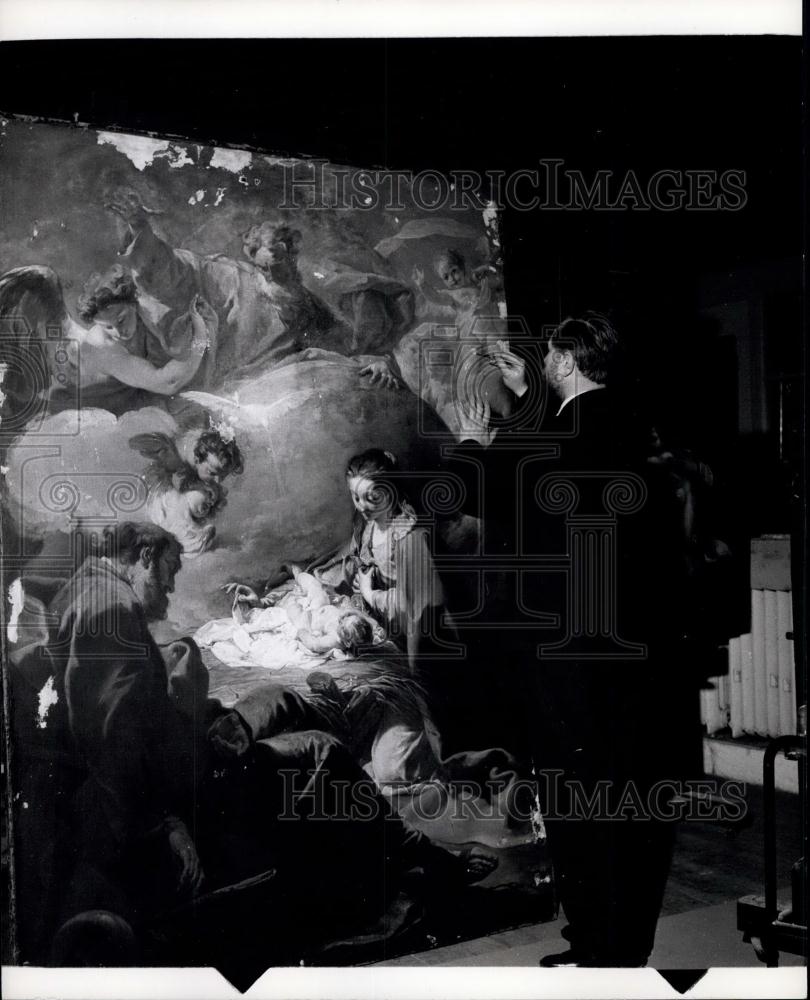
<box><xmin>0</xmin><ymin>35</ymin><xmax>805</xmax><ymax>636</ymax></box>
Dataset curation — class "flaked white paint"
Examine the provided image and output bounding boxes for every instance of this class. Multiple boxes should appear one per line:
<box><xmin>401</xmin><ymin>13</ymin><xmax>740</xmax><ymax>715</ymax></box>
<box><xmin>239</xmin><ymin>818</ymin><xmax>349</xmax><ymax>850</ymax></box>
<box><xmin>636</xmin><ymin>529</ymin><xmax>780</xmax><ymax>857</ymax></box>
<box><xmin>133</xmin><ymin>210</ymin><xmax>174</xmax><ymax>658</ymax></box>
<box><xmin>97</xmin><ymin>130</ymin><xmax>170</xmax><ymax>170</ymax></box>
<box><xmin>7</xmin><ymin>578</ymin><xmax>24</xmax><ymax>643</ymax></box>
<box><xmin>209</xmin><ymin>147</ymin><xmax>252</xmax><ymax>174</ymax></box>
<box><xmin>37</xmin><ymin>676</ymin><xmax>59</xmax><ymax>729</ymax></box>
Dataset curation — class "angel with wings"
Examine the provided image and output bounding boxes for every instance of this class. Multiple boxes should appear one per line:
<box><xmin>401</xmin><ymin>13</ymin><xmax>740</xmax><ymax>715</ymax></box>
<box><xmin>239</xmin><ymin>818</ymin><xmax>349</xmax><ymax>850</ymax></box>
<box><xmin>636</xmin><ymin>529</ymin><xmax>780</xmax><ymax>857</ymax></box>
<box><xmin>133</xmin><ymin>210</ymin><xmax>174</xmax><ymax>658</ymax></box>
<box><xmin>129</xmin><ymin>428</ymin><xmax>244</xmax><ymax>556</ymax></box>
<box><xmin>0</xmin><ymin>264</ymin><xmax>217</xmax><ymax>424</ymax></box>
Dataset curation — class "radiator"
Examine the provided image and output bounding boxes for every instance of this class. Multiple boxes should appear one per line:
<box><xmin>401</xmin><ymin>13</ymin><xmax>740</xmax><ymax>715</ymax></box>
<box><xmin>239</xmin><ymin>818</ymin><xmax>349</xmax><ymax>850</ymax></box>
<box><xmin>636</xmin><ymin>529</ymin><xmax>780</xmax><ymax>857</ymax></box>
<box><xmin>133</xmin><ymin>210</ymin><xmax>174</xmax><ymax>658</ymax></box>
<box><xmin>701</xmin><ymin>535</ymin><xmax>797</xmax><ymax>739</ymax></box>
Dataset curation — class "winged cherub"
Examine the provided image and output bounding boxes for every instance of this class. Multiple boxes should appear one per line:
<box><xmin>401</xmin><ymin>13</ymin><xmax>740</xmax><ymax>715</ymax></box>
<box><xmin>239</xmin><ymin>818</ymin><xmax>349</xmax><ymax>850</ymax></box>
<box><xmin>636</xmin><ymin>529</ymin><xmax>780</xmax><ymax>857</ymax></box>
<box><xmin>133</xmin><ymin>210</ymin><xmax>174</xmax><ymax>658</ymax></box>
<box><xmin>128</xmin><ymin>428</ymin><xmax>244</xmax><ymax>555</ymax></box>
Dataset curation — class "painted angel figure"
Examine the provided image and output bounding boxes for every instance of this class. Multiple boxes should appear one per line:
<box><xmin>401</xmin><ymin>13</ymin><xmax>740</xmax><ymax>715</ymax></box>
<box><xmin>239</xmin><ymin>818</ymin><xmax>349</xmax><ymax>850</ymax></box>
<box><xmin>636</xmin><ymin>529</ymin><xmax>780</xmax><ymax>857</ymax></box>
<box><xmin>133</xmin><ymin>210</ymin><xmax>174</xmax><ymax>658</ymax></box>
<box><xmin>128</xmin><ymin>428</ymin><xmax>244</xmax><ymax>556</ymax></box>
<box><xmin>0</xmin><ymin>265</ymin><xmax>216</xmax><ymax>423</ymax></box>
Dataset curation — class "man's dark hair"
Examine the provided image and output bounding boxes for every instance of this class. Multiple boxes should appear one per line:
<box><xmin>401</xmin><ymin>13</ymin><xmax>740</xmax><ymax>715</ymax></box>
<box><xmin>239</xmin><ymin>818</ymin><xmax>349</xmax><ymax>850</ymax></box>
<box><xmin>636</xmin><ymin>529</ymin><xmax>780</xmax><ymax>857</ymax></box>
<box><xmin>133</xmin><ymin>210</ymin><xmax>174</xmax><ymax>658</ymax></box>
<box><xmin>551</xmin><ymin>311</ymin><xmax>619</xmax><ymax>385</ymax></box>
<box><xmin>193</xmin><ymin>430</ymin><xmax>244</xmax><ymax>476</ymax></box>
<box><xmin>101</xmin><ymin>521</ymin><xmax>182</xmax><ymax>564</ymax></box>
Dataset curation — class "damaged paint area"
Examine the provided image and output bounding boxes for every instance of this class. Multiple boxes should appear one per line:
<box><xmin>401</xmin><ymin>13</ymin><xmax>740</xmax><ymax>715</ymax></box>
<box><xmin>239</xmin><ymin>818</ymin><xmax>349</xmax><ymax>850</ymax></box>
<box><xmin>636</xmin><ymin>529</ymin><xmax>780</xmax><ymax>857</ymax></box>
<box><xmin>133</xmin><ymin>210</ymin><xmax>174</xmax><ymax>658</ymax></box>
<box><xmin>97</xmin><ymin>131</ymin><xmax>171</xmax><ymax>170</ymax></box>
<box><xmin>209</xmin><ymin>147</ymin><xmax>253</xmax><ymax>173</ymax></box>
<box><xmin>7</xmin><ymin>577</ymin><xmax>24</xmax><ymax>643</ymax></box>
<box><xmin>37</xmin><ymin>676</ymin><xmax>59</xmax><ymax>729</ymax></box>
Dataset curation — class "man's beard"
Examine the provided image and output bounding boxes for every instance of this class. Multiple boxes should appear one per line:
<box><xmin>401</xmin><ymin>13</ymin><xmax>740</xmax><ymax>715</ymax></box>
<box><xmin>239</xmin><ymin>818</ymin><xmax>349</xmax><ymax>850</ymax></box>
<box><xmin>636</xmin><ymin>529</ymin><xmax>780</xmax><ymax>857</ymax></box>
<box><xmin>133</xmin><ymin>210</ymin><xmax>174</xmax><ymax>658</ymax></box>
<box><xmin>543</xmin><ymin>371</ymin><xmax>564</xmax><ymax>399</ymax></box>
<box><xmin>138</xmin><ymin>568</ymin><xmax>170</xmax><ymax>622</ymax></box>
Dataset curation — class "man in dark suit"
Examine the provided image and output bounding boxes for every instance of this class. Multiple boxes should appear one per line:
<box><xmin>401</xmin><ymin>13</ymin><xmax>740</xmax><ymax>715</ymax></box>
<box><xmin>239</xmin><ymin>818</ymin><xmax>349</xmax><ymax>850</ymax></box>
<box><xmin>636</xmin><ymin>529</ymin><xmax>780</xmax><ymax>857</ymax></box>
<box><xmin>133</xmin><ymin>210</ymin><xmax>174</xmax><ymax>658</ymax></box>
<box><xmin>451</xmin><ymin>313</ymin><xmax>685</xmax><ymax>966</ymax></box>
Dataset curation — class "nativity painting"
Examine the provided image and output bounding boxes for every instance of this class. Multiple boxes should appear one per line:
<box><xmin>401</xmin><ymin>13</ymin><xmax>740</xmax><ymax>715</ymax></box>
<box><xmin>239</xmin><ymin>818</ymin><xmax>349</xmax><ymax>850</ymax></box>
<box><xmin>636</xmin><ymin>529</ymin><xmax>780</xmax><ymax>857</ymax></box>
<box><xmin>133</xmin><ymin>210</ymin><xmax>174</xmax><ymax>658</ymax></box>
<box><xmin>1</xmin><ymin>119</ymin><xmax>541</xmax><ymax>972</ymax></box>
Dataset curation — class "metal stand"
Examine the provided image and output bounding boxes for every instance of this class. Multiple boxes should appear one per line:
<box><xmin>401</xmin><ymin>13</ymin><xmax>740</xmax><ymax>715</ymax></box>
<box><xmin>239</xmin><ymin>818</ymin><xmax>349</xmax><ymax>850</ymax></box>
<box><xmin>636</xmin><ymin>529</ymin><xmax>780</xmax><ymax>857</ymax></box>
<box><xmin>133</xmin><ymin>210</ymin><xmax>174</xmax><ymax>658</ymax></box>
<box><xmin>737</xmin><ymin>734</ymin><xmax>807</xmax><ymax>966</ymax></box>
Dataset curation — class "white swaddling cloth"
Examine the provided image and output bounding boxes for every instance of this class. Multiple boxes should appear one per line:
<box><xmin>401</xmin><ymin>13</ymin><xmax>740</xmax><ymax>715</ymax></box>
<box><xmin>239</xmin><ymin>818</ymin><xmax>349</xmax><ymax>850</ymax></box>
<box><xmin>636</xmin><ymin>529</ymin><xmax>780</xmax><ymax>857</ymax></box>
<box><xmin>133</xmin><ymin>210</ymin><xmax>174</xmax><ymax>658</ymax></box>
<box><xmin>194</xmin><ymin>585</ymin><xmax>369</xmax><ymax>671</ymax></box>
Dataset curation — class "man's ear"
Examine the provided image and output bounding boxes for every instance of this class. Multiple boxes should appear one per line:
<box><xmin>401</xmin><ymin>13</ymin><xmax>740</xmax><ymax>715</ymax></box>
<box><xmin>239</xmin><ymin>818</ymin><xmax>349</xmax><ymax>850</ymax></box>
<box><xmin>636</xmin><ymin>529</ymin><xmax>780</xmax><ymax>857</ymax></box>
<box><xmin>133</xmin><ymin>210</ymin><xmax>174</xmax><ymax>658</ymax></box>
<box><xmin>139</xmin><ymin>546</ymin><xmax>153</xmax><ymax>569</ymax></box>
<box><xmin>559</xmin><ymin>350</ymin><xmax>576</xmax><ymax>377</ymax></box>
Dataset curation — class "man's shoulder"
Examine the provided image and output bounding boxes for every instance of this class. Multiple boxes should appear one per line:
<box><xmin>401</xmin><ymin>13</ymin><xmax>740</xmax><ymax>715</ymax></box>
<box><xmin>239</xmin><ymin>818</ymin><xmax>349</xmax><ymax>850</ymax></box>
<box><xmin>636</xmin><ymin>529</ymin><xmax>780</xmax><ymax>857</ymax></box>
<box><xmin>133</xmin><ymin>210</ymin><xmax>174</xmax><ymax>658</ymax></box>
<box><xmin>55</xmin><ymin>558</ymin><xmax>140</xmax><ymax>622</ymax></box>
<box><xmin>557</xmin><ymin>388</ymin><xmax>614</xmax><ymax>442</ymax></box>
<box><xmin>560</xmin><ymin>388</ymin><xmax>647</xmax><ymax>468</ymax></box>
<box><xmin>571</xmin><ymin>386</ymin><xmax>615</xmax><ymax>417</ymax></box>
<box><xmin>572</xmin><ymin>387</ymin><xmax>640</xmax><ymax>434</ymax></box>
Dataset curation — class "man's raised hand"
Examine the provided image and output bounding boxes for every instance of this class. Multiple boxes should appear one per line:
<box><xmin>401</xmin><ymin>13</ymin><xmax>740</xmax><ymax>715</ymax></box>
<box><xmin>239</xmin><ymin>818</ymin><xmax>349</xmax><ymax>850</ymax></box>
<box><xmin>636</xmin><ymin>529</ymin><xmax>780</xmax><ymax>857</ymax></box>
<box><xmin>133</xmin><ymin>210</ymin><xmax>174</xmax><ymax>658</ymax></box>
<box><xmin>460</xmin><ymin>393</ymin><xmax>492</xmax><ymax>442</ymax></box>
<box><xmin>487</xmin><ymin>346</ymin><xmax>528</xmax><ymax>398</ymax></box>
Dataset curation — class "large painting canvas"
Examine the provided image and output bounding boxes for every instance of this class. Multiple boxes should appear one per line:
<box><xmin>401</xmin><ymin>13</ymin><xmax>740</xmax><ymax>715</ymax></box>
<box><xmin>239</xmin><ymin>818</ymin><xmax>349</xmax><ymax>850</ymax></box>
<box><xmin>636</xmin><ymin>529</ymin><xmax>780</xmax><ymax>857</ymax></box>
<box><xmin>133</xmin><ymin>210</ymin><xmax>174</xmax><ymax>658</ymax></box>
<box><xmin>1</xmin><ymin>118</ymin><xmax>540</xmax><ymax>976</ymax></box>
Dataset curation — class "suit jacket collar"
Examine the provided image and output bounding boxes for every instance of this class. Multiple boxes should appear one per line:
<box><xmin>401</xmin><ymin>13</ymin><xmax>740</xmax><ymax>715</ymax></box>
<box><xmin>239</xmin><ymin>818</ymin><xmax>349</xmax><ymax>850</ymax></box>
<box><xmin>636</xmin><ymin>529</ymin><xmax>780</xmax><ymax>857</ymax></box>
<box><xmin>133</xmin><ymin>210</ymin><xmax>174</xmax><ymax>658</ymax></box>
<box><xmin>555</xmin><ymin>384</ymin><xmax>606</xmax><ymax>416</ymax></box>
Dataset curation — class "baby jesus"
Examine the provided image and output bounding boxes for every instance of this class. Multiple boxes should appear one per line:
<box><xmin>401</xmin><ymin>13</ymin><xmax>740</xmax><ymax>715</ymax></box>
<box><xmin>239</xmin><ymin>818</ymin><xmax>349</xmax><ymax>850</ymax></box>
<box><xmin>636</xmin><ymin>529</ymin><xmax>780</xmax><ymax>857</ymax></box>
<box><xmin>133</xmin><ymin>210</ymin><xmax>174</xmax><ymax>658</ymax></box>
<box><xmin>214</xmin><ymin>565</ymin><xmax>380</xmax><ymax>668</ymax></box>
<box><xmin>266</xmin><ymin>566</ymin><xmax>376</xmax><ymax>657</ymax></box>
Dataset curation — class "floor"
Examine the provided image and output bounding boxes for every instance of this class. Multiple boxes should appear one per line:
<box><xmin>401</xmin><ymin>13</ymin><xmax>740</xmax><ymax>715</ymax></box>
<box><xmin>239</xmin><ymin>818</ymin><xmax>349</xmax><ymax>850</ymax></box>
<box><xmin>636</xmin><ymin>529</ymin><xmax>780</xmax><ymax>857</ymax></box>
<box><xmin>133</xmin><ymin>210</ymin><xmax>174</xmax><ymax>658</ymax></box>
<box><xmin>375</xmin><ymin>900</ymin><xmax>805</xmax><ymax>969</ymax></box>
<box><xmin>375</xmin><ymin>784</ymin><xmax>807</xmax><ymax>969</ymax></box>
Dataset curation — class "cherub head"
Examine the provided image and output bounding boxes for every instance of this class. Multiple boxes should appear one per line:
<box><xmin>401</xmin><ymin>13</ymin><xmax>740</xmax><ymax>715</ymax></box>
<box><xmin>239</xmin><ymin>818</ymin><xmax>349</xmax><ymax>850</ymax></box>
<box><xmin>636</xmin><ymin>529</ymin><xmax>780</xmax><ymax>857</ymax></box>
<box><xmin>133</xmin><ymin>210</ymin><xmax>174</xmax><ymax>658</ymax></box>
<box><xmin>193</xmin><ymin>430</ymin><xmax>245</xmax><ymax>484</ymax></box>
<box><xmin>433</xmin><ymin>248</ymin><xmax>467</xmax><ymax>290</ymax></box>
<box><xmin>78</xmin><ymin>265</ymin><xmax>139</xmax><ymax>341</ymax></box>
<box><xmin>184</xmin><ymin>480</ymin><xmax>224</xmax><ymax>523</ymax></box>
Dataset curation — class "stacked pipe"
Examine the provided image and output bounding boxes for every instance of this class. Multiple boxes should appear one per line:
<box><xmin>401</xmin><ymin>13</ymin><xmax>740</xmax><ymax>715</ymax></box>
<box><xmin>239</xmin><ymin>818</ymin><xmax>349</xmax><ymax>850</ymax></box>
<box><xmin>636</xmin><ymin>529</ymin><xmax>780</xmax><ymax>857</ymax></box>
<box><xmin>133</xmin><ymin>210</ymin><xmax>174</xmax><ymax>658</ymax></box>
<box><xmin>701</xmin><ymin>535</ymin><xmax>796</xmax><ymax>739</ymax></box>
